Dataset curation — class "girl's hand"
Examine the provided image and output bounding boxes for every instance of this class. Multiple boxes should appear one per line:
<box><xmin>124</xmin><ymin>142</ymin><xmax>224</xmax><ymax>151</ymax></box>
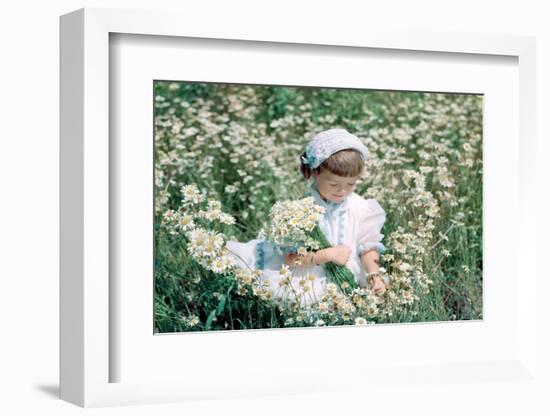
<box><xmin>284</xmin><ymin>253</ymin><xmax>306</xmax><ymax>266</ymax></box>
<box><xmin>368</xmin><ymin>275</ymin><xmax>386</xmax><ymax>295</ymax></box>
<box><xmin>327</xmin><ymin>245</ymin><xmax>352</xmax><ymax>266</ymax></box>
<box><xmin>284</xmin><ymin>251</ymin><xmax>317</xmax><ymax>266</ymax></box>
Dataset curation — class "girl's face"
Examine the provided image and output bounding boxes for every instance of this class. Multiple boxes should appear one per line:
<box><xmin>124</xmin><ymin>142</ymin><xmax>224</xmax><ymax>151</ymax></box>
<box><xmin>313</xmin><ymin>169</ymin><xmax>359</xmax><ymax>203</ymax></box>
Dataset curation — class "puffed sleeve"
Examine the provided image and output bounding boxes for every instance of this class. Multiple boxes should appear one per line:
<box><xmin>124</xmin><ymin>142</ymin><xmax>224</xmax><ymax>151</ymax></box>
<box><xmin>356</xmin><ymin>198</ymin><xmax>386</xmax><ymax>256</ymax></box>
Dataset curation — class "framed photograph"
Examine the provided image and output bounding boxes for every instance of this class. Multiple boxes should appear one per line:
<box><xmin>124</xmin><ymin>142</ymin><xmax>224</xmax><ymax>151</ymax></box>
<box><xmin>152</xmin><ymin>80</ymin><xmax>483</xmax><ymax>335</ymax></box>
<box><xmin>60</xmin><ymin>7</ymin><xmax>538</xmax><ymax>408</ymax></box>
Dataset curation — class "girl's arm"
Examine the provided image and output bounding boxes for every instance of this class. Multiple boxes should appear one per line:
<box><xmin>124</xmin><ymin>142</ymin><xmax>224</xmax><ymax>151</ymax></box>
<box><xmin>284</xmin><ymin>248</ymin><xmax>332</xmax><ymax>267</ymax></box>
<box><xmin>361</xmin><ymin>248</ymin><xmax>380</xmax><ymax>273</ymax></box>
<box><xmin>360</xmin><ymin>248</ymin><xmax>386</xmax><ymax>293</ymax></box>
<box><xmin>284</xmin><ymin>246</ymin><xmax>351</xmax><ymax>267</ymax></box>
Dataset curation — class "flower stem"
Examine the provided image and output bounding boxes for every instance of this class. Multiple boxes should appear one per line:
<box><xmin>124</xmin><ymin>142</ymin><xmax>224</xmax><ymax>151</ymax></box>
<box><xmin>310</xmin><ymin>226</ymin><xmax>357</xmax><ymax>294</ymax></box>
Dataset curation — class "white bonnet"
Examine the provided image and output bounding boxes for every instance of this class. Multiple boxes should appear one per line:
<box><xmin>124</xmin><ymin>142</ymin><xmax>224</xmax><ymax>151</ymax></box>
<box><xmin>301</xmin><ymin>128</ymin><xmax>369</xmax><ymax>169</ymax></box>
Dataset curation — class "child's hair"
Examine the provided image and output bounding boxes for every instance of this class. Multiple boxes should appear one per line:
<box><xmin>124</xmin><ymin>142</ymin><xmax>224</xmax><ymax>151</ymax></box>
<box><xmin>300</xmin><ymin>149</ymin><xmax>364</xmax><ymax>179</ymax></box>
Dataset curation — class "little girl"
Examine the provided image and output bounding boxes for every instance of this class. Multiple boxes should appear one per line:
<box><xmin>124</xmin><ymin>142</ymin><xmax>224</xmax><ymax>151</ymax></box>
<box><xmin>227</xmin><ymin>128</ymin><xmax>387</xmax><ymax>306</ymax></box>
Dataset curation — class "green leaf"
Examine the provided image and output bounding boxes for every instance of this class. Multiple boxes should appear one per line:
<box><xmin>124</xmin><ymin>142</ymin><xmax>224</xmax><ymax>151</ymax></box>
<box><xmin>205</xmin><ymin>309</ymin><xmax>217</xmax><ymax>330</ymax></box>
<box><xmin>205</xmin><ymin>294</ymin><xmax>227</xmax><ymax>330</ymax></box>
<box><xmin>215</xmin><ymin>294</ymin><xmax>227</xmax><ymax>315</ymax></box>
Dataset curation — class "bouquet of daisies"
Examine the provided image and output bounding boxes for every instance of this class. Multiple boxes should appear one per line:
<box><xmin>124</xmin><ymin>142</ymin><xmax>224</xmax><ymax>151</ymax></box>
<box><xmin>162</xmin><ymin>184</ymin><xmax>237</xmax><ymax>275</ymax></box>
<box><xmin>264</xmin><ymin>197</ymin><xmax>357</xmax><ymax>293</ymax></box>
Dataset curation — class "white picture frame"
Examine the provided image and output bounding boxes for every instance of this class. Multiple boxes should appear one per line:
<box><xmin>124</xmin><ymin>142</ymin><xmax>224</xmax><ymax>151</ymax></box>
<box><xmin>60</xmin><ymin>7</ymin><xmax>538</xmax><ymax>408</ymax></box>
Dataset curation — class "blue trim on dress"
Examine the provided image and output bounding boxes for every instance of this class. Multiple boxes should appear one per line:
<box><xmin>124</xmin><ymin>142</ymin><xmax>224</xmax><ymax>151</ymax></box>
<box><xmin>337</xmin><ymin>209</ymin><xmax>345</xmax><ymax>245</ymax></box>
<box><xmin>255</xmin><ymin>241</ymin><xmax>266</xmax><ymax>270</ymax></box>
<box><xmin>281</xmin><ymin>245</ymin><xmax>298</xmax><ymax>255</ymax></box>
<box><xmin>309</xmin><ymin>181</ymin><xmax>353</xmax><ymax>247</ymax></box>
<box><xmin>358</xmin><ymin>242</ymin><xmax>386</xmax><ymax>255</ymax></box>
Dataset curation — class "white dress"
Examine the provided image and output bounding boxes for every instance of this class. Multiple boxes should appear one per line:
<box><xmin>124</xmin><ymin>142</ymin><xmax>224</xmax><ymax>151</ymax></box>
<box><xmin>226</xmin><ymin>182</ymin><xmax>386</xmax><ymax>306</ymax></box>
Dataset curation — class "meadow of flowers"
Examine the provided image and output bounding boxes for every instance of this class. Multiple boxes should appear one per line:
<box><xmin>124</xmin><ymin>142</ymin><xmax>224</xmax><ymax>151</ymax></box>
<box><xmin>154</xmin><ymin>81</ymin><xmax>483</xmax><ymax>332</ymax></box>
